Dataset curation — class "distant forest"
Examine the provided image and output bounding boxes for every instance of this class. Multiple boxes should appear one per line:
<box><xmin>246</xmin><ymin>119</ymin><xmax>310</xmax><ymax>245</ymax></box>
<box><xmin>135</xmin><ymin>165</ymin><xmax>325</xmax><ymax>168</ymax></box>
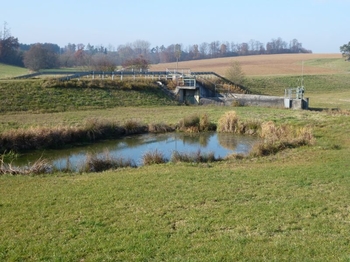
<box><xmin>1</xmin><ymin>23</ymin><xmax>312</xmax><ymax>71</ymax></box>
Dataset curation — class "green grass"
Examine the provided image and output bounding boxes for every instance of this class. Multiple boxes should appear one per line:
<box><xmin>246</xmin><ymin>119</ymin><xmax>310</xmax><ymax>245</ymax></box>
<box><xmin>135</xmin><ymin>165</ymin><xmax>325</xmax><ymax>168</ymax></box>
<box><xmin>1</xmin><ymin>72</ymin><xmax>350</xmax><ymax>260</ymax></box>
<box><xmin>304</xmin><ymin>58</ymin><xmax>350</xmax><ymax>72</ymax></box>
<box><xmin>0</xmin><ymin>79</ymin><xmax>178</xmax><ymax>113</ymax></box>
<box><xmin>245</xmin><ymin>73</ymin><xmax>350</xmax><ymax>110</ymax></box>
<box><xmin>1</xmin><ymin>138</ymin><xmax>349</xmax><ymax>260</ymax></box>
<box><xmin>0</xmin><ymin>63</ymin><xmax>30</xmax><ymax>79</ymax></box>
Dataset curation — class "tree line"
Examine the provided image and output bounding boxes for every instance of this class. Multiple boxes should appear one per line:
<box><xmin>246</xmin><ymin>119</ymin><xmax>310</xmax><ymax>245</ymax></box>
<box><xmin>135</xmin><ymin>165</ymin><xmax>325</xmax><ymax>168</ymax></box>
<box><xmin>1</xmin><ymin>22</ymin><xmax>312</xmax><ymax>72</ymax></box>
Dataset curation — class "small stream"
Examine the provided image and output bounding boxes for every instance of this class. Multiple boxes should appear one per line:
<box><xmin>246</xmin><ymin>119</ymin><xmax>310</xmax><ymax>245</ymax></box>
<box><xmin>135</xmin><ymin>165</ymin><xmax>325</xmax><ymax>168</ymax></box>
<box><xmin>11</xmin><ymin>132</ymin><xmax>259</xmax><ymax>169</ymax></box>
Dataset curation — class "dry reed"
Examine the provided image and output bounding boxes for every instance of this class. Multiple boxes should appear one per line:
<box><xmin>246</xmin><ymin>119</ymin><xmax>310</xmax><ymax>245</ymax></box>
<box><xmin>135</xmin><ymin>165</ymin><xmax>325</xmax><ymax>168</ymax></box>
<box><xmin>0</xmin><ymin>157</ymin><xmax>52</xmax><ymax>175</ymax></box>
<box><xmin>142</xmin><ymin>150</ymin><xmax>167</xmax><ymax>165</ymax></box>
<box><xmin>171</xmin><ymin>150</ymin><xmax>218</xmax><ymax>163</ymax></box>
<box><xmin>250</xmin><ymin>121</ymin><xmax>315</xmax><ymax>156</ymax></box>
<box><xmin>79</xmin><ymin>151</ymin><xmax>135</xmax><ymax>172</ymax></box>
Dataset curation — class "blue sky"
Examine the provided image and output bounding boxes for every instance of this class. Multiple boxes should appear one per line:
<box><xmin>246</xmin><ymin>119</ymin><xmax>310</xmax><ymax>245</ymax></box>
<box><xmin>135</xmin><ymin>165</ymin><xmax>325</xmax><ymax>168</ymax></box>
<box><xmin>2</xmin><ymin>0</ymin><xmax>349</xmax><ymax>53</ymax></box>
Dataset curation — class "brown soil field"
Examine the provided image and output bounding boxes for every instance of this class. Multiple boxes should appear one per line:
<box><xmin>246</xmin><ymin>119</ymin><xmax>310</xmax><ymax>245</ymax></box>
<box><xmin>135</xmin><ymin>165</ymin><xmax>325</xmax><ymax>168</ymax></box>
<box><xmin>150</xmin><ymin>53</ymin><xmax>342</xmax><ymax>76</ymax></box>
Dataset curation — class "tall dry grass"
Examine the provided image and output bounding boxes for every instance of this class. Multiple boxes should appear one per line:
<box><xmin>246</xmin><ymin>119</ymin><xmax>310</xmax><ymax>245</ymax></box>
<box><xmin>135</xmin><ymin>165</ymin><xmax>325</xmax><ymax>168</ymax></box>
<box><xmin>142</xmin><ymin>150</ymin><xmax>167</xmax><ymax>165</ymax></box>
<box><xmin>0</xmin><ymin>118</ymin><xmax>149</xmax><ymax>153</ymax></box>
<box><xmin>217</xmin><ymin>111</ymin><xmax>260</xmax><ymax>135</ymax></box>
<box><xmin>0</xmin><ymin>157</ymin><xmax>52</xmax><ymax>175</ymax></box>
<box><xmin>250</xmin><ymin>121</ymin><xmax>315</xmax><ymax>156</ymax></box>
<box><xmin>79</xmin><ymin>151</ymin><xmax>135</xmax><ymax>173</ymax></box>
<box><xmin>171</xmin><ymin>150</ymin><xmax>218</xmax><ymax>163</ymax></box>
<box><xmin>124</xmin><ymin>119</ymin><xmax>148</xmax><ymax>135</ymax></box>
<box><xmin>178</xmin><ymin>113</ymin><xmax>216</xmax><ymax>132</ymax></box>
<box><xmin>148</xmin><ymin>123</ymin><xmax>175</xmax><ymax>133</ymax></box>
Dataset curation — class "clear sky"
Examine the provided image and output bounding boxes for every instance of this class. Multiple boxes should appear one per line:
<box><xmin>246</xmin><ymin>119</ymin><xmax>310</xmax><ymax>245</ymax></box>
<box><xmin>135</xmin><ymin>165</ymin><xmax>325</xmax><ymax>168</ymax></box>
<box><xmin>2</xmin><ymin>0</ymin><xmax>349</xmax><ymax>53</ymax></box>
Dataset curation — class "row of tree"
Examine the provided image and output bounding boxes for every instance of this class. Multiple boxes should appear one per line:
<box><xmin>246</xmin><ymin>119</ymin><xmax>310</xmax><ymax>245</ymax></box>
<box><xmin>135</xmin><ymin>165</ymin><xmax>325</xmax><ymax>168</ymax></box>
<box><xmin>1</xmin><ymin>22</ymin><xmax>312</xmax><ymax>71</ymax></box>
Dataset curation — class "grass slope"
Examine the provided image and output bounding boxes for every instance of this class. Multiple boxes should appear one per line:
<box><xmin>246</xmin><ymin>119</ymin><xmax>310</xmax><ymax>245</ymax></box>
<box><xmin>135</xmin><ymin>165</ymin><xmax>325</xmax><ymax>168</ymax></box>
<box><xmin>0</xmin><ymin>63</ymin><xmax>29</xmax><ymax>79</ymax></box>
<box><xmin>0</xmin><ymin>79</ymin><xmax>177</xmax><ymax>113</ymax></box>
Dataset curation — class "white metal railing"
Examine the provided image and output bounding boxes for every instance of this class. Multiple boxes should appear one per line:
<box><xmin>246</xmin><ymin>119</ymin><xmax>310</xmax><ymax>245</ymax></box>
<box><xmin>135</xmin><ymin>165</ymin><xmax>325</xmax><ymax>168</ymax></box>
<box><xmin>285</xmin><ymin>86</ymin><xmax>305</xmax><ymax>99</ymax></box>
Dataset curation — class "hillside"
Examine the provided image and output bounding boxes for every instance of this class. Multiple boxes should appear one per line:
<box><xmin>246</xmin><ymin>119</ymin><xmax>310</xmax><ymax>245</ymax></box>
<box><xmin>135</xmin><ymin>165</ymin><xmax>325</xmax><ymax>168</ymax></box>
<box><xmin>150</xmin><ymin>53</ymin><xmax>346</xmax><ymax>76</ymax></box>
<box><xmin>0</xmin><ymin>80</ymin><xmax>178</xmax><ymax>114</ymax></box>
<box><xmin>0</xmin><ymin>63</ymin><xmax>30</xmax><ymax>79</ymax></box>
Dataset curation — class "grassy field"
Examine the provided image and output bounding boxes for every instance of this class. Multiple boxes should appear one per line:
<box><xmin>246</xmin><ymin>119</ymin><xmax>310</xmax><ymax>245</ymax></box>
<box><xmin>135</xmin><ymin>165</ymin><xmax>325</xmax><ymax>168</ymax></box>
<box><xmin>0</xmin><ymin>63</ymin><xmax>30</xmax><ymax>79</ymax></box>
<box><xmin>0</xmin><ymin>79</ymin><xmax>178</xmax><ymax>115</ymax></box>
<box><xmin>151</xmin><ymin>53</ymin><xmax>348</xmax><ymax>76</ymax></box>
<box><xmin>1</xmin><ymin>55</ymin><xmax>350</xmax><ymax>261</ymax></box>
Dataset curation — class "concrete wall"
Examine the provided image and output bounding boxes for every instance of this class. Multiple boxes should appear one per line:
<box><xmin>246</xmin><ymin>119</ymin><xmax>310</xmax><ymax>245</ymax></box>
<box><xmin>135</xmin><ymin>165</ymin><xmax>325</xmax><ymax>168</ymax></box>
<box><xmin>200</xmin><ymin>94</ymin><xmax>285</xmax><ymax>108</ymax></box>
<box><xmin>200</xmin><ymin>94</ymin><xmax>309</xmax><ymax>109</ymax></box>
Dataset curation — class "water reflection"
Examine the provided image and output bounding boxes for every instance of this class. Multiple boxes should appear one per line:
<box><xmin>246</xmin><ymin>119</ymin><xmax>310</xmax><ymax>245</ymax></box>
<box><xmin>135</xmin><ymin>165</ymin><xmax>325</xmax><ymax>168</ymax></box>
<box><xmin>12</xmin><ymin>132</ymin><xmax>258</xmax><ymax>169</ymax></box>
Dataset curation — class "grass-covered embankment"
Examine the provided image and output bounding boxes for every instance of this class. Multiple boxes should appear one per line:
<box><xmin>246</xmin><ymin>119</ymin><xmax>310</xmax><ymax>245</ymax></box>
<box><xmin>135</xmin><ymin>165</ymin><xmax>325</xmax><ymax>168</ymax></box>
<box><xmin>0</xmin><ymin>63</ymin><xmax>30</xmax><ymax>79</ymax></box>
<box><xmin>0</xmin><ymin>79</ymin><xmax>178</xmax><ymax>113</ymax></box>
<box><xmin>245</xmin><ymin>74</ymin><xmax>350</xmax><ymax>109</ymax></box>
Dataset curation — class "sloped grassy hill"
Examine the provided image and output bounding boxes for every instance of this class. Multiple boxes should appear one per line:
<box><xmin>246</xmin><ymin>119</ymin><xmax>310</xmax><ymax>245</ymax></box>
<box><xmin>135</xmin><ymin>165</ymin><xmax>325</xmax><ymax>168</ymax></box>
<box><xmin>0</xmin><ymin>63</ymin><xmax>29</xmax><ymax>79</ymax></box>
<box><xmin>0</xmin><ymin>79</ymin><xmax>178</xmax><ymax>113</ymax></box>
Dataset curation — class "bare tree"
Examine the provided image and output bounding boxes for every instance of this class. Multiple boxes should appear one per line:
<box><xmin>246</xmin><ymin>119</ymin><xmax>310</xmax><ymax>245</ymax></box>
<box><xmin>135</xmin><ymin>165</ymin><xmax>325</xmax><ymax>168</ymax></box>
<box><xmin>174</xmin><ymin>44</ymin><xmax>181</xmax><ymax>68</ymax></box>
<box><xmin>133</xmin><ymin>40</ymin><xmax>151</xmax><ymax>57</ymax></box>
<box><xmin>23</xmin><ymin>43</ymin><xmax>59</xmax><ymax>71</ymax></box>
<box><xmin>199</xmin><ymin>42</ymin><xmax>209</xmax><ymax>57</ymax></box>
<box><xmin>225</xmin><ymin>61</ymin><xmax>245</xmax><ymax>85</ymax></box>
<box><xmin>192</xmin><ymin>44</ymin><xmax>200</xmax><ymax>59</ymax></box>
<box><xmin>92</xmin><ymin>53</ymin><xmax>116</xmax><ymax>71</ymax></box>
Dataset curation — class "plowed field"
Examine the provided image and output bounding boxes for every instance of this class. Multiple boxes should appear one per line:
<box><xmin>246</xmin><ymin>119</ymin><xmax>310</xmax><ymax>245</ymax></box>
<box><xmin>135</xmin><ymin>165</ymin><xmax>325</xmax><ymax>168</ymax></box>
<box><xmin>150</xmin><ymin>53</ymin><xmax>344</xmax><ymax>76</ymax></box>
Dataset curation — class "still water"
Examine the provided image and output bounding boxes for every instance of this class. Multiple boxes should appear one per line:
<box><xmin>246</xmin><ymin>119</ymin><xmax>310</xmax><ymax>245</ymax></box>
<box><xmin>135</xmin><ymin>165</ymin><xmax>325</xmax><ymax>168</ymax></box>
<box><xmin>13</xmin><ymin>132</ymin><xmax>258</xmax><ymax>169</ymax></box>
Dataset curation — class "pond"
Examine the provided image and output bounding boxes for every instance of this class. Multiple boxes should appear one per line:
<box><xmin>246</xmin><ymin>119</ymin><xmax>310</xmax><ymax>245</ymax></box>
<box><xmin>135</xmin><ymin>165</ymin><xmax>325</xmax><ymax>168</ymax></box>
<box><xmin>12</xmin><ymin>132</ymin><xmax>259</xmax><ymax>170</ymax></box>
